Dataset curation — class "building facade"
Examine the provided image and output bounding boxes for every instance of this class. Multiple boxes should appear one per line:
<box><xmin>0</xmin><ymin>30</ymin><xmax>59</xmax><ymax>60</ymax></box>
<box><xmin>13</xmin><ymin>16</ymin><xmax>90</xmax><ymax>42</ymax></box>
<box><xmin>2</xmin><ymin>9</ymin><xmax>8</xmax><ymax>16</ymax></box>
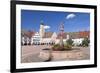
<box><xmin>21</xmin><ymin>22</ymin><xmax>90</xmax><ymax>46</ymax></box>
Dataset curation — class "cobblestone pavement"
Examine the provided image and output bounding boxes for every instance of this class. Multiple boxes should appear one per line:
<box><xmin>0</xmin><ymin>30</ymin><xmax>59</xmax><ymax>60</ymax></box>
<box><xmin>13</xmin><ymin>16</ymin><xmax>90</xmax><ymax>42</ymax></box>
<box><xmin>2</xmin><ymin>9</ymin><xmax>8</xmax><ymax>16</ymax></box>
<box><xmin>21</xmin><ymin>45</ymin><xmax>52</xmax><ymax>63</ymax></box>
<box><xmin>21</xmin><ymin>45</ymin><xmax>90</xmax><ymax>63</ymax></box>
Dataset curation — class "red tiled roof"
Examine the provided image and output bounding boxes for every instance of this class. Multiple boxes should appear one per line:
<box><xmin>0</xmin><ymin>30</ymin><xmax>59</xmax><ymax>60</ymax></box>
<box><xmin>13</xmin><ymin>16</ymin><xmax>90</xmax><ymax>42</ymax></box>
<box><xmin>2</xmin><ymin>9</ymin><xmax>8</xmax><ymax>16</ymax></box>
<box><xmin>67</xmin><ymin>31</ymin><xmax>90</xmax><ymax>39</ymax></box>
<box><xmin>22</xmin><ymin>30</ymin><xmax>90</xmax><ymax>39</ymax></box>
<box><xmin>79</xmin><ymin>31</ymin><xmax>90</xmax><ymax>38</ymax></box>
<box><xmin>22</xmin><ymin>30</ymin><xmax>35</xmax><ymax>38</ymax></box>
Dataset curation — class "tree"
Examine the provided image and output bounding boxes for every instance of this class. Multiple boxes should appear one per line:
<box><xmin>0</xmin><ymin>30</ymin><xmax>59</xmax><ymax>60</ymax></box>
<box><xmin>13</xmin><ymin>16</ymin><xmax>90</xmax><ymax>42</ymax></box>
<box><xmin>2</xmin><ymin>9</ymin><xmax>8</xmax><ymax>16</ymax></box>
<box><xmin>66</xmin><ymin>39</ymin><xmax>73</xmax><ymax>46</ymax></box>
<box><xmin>82</xmin><ymin>38</ymin><xmax>90</xmax><ymax>47</ymax></box>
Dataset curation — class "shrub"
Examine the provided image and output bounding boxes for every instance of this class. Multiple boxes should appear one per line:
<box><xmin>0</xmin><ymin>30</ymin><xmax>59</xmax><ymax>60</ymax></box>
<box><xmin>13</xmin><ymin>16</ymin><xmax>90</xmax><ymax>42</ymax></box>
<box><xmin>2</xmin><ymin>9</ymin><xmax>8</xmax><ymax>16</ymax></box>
<box><xmin>66</xmin><ymin>39</ymin><xmax>73</xmax><ymax>46</ymax></box>
<box><xmin>64</xmin><ymin>44</ymin><xmax>72</xmax><ymax>50</ymax></box>
<box><xmin>52</xmin><ymin>44</ymin><xmax>72</xmax><ymax>51</ymax></box>
<box><xmin>52</xmin><ymin>44</ymin><xmax>61</xmax><ymax>51</ymax></box>
<box><xmin>82</xmin><ymin>38</ymin><xmax>90</xmax><ymax>47</ymax></box>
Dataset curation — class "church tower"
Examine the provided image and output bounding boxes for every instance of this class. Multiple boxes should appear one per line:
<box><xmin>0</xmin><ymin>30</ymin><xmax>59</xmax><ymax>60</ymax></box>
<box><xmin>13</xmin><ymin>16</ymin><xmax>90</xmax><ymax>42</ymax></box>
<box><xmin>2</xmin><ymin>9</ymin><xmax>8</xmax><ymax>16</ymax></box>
<box><xmin>39</xmin><ymin>21</ymin><xmax>45</xmax><ymax>38</ymax></box>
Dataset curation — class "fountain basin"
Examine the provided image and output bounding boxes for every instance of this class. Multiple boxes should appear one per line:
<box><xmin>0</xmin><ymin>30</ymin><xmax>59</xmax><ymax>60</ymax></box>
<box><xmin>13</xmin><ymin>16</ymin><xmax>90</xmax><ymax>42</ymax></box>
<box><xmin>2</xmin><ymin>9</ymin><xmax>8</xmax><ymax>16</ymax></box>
<box><xmin>38</xmin><ymin>49</ymin><xmax>86</xmax><ymax>61</ymax></box>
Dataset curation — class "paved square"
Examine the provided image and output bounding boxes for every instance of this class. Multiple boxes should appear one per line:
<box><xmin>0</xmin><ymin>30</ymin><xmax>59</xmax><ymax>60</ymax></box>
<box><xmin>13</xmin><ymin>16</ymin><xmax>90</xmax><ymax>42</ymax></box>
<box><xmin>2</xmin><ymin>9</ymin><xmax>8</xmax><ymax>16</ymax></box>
<box><xmin>21</xmin><ymin>45</ymin><xmax>90</xmax><ymax>63</ymax></box>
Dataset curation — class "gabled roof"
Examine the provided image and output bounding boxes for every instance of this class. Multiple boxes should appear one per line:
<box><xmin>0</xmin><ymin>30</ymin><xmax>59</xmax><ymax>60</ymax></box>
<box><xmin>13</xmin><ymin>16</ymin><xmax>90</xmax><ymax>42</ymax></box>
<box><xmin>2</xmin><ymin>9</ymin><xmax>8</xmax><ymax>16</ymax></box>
<box><xmin>43</xmin><ymin>32</ymin><xmax>53</xmax><ymax>38</ymax></box>
<box><xmin>21</xmin><ymin>30</ymin><xmax>35</xmax><ymax>38</ymax></box>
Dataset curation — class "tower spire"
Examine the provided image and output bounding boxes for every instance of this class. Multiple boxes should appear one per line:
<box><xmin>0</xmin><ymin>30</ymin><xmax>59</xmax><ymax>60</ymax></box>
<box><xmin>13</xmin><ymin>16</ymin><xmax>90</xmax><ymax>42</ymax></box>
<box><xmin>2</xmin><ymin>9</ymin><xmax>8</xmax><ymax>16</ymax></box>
<box><xmin>40</xmin><ymin>20</ymin><xmax>44</xmax><ymax>25</ymax></box>
<box><xmin>39</xmin><ymin>20</ymin><xmax>45</xmax><ymax>39</ymax></box>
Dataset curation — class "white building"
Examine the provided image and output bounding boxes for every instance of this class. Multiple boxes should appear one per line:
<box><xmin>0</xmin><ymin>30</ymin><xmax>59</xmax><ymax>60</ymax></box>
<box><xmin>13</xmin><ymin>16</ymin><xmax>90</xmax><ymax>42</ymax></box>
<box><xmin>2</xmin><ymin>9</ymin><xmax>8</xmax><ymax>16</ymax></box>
<box><xmin>42</xmin><ymin>32</ymin><xmax>57</xmax><ymax>45</ymax></box>
<box><xmin>31</xmin><ymin>32</ymin><xmax>41</xmax><ymax>45</ymax></box>
<box><xmin>21</xmin><ymin>30</ymin><xmax>34</xmax><ymax>45</ymax></box>
<box><xmin>21</xmin><ymin>35</ymin><xmax>30</xmax><ymax>45</ymax></box>
<box><xmin>72</xmin><ymin>38</ymin><xmax>84</xmax><ymax>46</ymax></box>
<box><xmin>68</xmin><ymin>31</ymin><xmax>89</xmax><ymax>46</ymax></box>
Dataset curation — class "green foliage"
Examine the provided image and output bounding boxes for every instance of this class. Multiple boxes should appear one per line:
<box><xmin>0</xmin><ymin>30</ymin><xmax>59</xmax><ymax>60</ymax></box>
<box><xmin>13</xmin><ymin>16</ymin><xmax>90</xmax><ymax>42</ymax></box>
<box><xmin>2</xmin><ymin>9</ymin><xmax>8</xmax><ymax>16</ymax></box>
<box><xmin>82</xmin><ymin>38</ymin><xmax>90</xmax><ymax>47</ymax></box>
<box><xmin>52</xmin><ymin>39</ymin><xmax>74</xmax><ymax>51</ymax></box>
<box><xmin>64</xmin><ymin>44</ymin><xmax>72</xmax><ymax>50</ymax></box>
<box><xmin>52</xmin><ymin>44</ymin><xmax>61</xmax><ymax>51</ymax></box>
<box><xmin>66</xmin><ymin>39</ymin><xmax>73</xmax><ymax>46</ymax></box>
<box><xmin>52</xmin><ymin>44</ymin><xmax>72</xmax><ymax>51</ymax></box>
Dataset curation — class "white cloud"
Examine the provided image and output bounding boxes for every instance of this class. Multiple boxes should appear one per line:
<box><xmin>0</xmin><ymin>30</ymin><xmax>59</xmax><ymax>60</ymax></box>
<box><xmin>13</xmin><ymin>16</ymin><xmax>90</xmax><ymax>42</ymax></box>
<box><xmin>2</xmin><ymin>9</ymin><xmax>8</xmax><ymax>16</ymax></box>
<box><xmin>66</xmin><ymin>13</ymin><xmax>76</xmax><ymax>19</ymax></box>
<box><xmin>44</xmin><ymin>25</ymin><xmax>50</xmax><ymax>29</ymax></box>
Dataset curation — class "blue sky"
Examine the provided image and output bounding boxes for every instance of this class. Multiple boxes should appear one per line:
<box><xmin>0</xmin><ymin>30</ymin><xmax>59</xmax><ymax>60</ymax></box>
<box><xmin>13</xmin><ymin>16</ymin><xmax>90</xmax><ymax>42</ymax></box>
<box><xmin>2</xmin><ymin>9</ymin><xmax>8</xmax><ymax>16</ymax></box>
<box><xmin>21</xmin><ymin>10</ymin><xmax>90</xmax><ymax>32</ymax></box>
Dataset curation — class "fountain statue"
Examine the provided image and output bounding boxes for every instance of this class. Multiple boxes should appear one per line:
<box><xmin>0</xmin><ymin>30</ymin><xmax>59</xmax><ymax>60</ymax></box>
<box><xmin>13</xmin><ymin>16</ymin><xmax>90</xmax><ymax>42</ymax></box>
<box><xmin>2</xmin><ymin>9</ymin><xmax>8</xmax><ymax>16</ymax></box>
<box><xmin>59</xmin><ymin>22</ymin><xmax>64</xmax><ymax>49</ymax></box>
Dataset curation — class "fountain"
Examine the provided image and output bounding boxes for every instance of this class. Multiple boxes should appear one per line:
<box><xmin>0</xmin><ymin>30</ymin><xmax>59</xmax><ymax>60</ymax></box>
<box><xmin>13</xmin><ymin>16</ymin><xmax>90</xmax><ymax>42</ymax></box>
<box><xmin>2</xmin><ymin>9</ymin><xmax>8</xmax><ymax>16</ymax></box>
<box><xmin>39</xmin><ymin>22</ymin><xmax>72</xmax><ymax>61</ymax></box>
<box><xmin>59</xmin><ymin>22</ymin><xmax>64</xmax><ymax>50</ymax></box>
